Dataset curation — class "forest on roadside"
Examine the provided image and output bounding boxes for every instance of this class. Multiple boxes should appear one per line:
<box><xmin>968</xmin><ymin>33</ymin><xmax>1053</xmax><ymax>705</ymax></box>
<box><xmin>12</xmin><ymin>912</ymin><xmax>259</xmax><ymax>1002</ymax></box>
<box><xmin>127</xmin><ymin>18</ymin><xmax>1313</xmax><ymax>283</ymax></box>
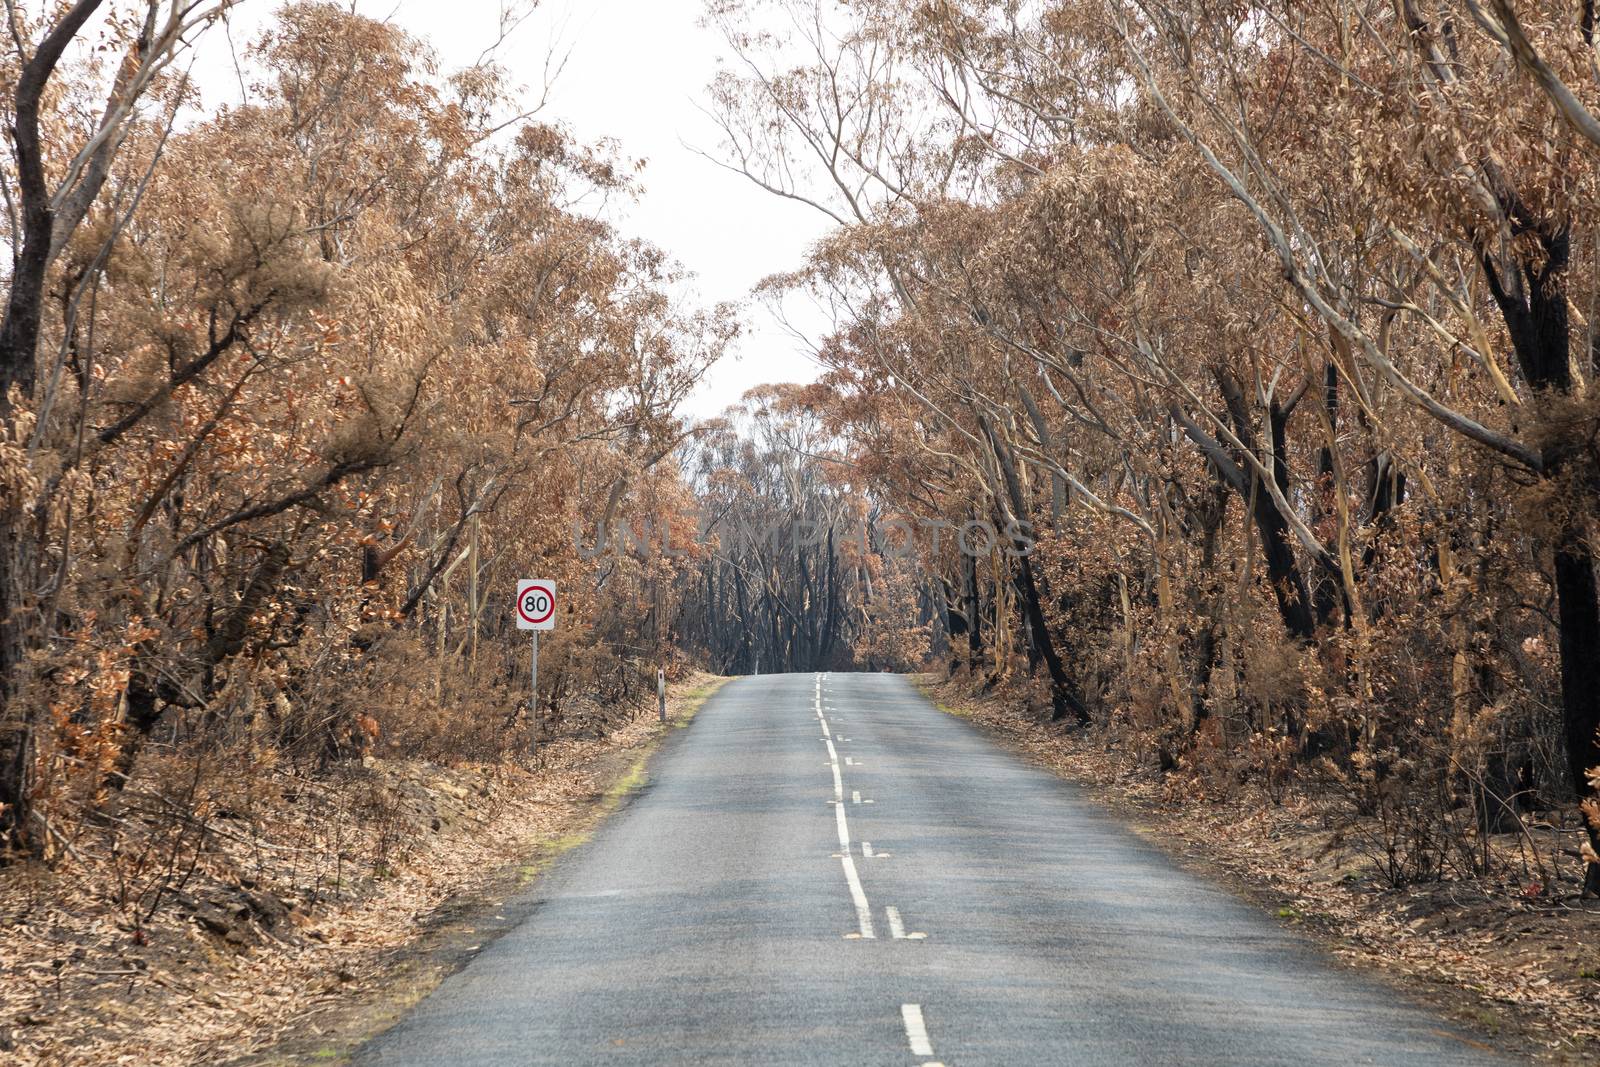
<box><xmin>0</xmin><ymin>0</ymin><xmax>737</xmax><ymax>867</ymax></box>
<box><xmin>1</xmin><ymin>3</ymin><xmax>1599</xmax><ymax>1058</ymax></box>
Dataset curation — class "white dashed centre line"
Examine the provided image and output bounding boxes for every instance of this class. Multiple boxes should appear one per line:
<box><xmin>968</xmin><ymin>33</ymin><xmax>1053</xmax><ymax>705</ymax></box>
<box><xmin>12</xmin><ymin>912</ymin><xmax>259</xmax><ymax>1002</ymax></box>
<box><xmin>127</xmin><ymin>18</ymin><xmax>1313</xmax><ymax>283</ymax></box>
<box><xmin>831</xmin><ymin>790</ymin><xmax>850</xmax><ymax>842</ymax></box>
<box><xmin>886</xmin><ymin>906</ymin><xmax>927</xmax><ymax>940</ymax></box>
<box><xmin>820</xmin><ymin>674</ymin><xmax>874</xmax><ymax>939</ymax></box>
<box><xmin>901</xmin><ymin>1004</ymin><xmax>935</xmax><ymax>1057</ymax></box>
<box><xmin>840</xmin><ymin>851</ymin><xmax>875</xmax><ymax>937</ymax></box>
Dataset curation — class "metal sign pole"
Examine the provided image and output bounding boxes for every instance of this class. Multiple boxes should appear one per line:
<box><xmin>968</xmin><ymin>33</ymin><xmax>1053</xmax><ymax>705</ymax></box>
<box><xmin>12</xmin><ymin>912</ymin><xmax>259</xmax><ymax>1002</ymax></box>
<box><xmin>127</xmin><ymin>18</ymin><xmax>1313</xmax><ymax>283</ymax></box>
<box><xmin>657</xmin><ymin>667</ymin><xmax>666</xmax><ymax>723</ymax></box>
<box><xmin>516</xmin><ymin>578</ymin><xmax>555</xmax><ymax>760</ymax></box>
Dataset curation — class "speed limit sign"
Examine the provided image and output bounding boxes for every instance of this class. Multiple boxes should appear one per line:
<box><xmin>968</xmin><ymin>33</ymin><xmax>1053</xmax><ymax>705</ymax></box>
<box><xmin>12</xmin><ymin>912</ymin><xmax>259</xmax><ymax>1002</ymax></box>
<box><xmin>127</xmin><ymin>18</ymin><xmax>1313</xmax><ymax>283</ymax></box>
<box><xmin>516</xmin><ymin>579</ymin><xmax>557</xmax><ymax>631</ymax></box>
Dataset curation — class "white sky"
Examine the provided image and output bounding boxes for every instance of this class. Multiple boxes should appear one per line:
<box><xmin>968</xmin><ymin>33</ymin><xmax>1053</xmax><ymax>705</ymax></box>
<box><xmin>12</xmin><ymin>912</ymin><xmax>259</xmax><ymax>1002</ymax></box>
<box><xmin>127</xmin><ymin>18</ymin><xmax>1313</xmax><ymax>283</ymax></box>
<box><xmin>198</xmin><ymin>0</ymin><xmax>834</xmax><ymax>418</ymax></box>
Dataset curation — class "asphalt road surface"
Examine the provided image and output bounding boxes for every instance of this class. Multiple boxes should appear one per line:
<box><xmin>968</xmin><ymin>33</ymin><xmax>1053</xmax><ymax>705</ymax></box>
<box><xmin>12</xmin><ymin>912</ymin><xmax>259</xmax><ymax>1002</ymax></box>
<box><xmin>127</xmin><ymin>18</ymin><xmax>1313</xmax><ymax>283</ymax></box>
<box><xmin>355</xmin><ymin>672</ymin><xmax>1508</xmax><ymax>1066</ymax></box>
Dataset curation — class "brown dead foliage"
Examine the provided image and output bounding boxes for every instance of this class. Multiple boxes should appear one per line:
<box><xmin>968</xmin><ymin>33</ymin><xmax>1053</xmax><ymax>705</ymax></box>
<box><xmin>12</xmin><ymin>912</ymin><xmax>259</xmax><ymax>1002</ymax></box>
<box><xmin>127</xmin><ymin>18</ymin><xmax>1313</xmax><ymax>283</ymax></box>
<box><xmin>0</xmin><ymin>673</ymin><xmax>726</xmax><ymax>1066</ymax></box>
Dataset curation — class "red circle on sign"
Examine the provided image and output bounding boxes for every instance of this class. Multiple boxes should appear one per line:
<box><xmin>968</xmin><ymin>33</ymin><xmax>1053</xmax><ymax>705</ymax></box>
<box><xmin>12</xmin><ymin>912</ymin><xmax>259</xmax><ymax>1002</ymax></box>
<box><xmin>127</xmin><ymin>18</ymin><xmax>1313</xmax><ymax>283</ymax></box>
<box><xmin>518</xmin><ymin>584</ymin><xmax>555</xmax><ymax>625</ymax></box>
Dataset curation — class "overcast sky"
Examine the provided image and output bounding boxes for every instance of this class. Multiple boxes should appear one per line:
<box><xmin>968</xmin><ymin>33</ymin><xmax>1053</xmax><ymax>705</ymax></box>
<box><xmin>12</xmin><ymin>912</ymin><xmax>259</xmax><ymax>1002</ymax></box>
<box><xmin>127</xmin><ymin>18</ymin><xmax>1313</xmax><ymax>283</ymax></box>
<box><xmin>200</xmin><ymin>0</ymin><xmax>833</xmax><ymax>418</ymax></box>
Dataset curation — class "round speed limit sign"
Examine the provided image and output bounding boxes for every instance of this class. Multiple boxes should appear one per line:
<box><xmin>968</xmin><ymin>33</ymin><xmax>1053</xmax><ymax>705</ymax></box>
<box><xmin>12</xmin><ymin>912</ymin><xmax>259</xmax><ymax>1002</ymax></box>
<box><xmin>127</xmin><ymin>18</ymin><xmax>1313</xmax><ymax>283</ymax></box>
<box><xmin>516</xmin><ymin>579</ymin><xmax>557</xmax><ymax>630</ymax></box>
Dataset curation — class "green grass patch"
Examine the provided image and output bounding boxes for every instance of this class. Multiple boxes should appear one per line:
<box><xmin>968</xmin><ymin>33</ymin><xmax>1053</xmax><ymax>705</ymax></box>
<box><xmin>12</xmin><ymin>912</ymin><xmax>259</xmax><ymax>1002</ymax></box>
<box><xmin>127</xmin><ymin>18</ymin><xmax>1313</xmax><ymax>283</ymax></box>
<box><xmin>543</xmin><ymin>831</ymin><xmax>591</xmax><ymax>854</ymax></box>
<box><xmin>516</xmin><ymin>832</ymin><xmax>595</xmax><ymax>884</ymax></box>
<box><xmin>909</xmin><ymin>676</ymin><xmax>970</xmax><ymax>718</ymax></box>
<box><xmin>603</xmin><ymin>758</ymin><xmax>650</xmax><ymax>807</ymax></box>
<box><xmin>669</xmin><ymin>676</ymin><xmax>733</xmax><ymax>728</ymax></box>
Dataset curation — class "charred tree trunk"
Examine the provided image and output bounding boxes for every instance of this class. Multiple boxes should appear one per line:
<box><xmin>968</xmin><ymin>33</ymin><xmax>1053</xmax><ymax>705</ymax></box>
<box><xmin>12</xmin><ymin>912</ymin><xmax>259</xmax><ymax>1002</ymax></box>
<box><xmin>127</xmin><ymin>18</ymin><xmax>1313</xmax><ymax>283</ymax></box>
<box><xmin>1254</xmin><ymin>391</ymin><xmax>1318</xmax><ymax>642</ymax></box>
<box><xmin>961</xmin><ymin>538</ymin><xmax>982</xmax><ymax>669</ymax></box>
<box><xmin>941</xmin><ymin>578</ymin><xmax>968</xmax><ymax>675</ymax></box>
<box><xmin>0</xmin><ymin>1</ymin><xmax>111</xmax><ymax>855</ymax></box>
<box><xmin>732</xmin><ymin>565</ymin><xmax>751</xmax><ymax>674</ymax></box>
<box><xmin>114</xmin><ymin>542</ymin><xmax>291</xmax><ymax>785</ymax></box>
<box><xmin>1172</xmin><ymin>387</ymin><xmax>1319</xmax><ymax>644</ymax></box>
<box><xmin>817</xmin><ymin>526</ymin><xmax>839</xmax><ymax>667</ymax></box>
<box><xmin>981</xmin><ymin>416</ymin><xmax>1090</xmax><ymax>725</ymax></box>
<box><xmin>1188</xmin><ymin>469</ymin><xmax>1231</xmax><ymax>729</ymax></box>
<box><xmin>1311</xmin><ymin>362</ymin><xmax>1342</xmax><ymax>629</ymax></box>
<box><xmin>1481</xmin><ymin>221</ymin><xmax>1600</xmax><ymax>895</ymax></box>
<box><xmin>0</xmin><ymin>540</ymin><xmax>30</xmax><ymax>852</ymax></box>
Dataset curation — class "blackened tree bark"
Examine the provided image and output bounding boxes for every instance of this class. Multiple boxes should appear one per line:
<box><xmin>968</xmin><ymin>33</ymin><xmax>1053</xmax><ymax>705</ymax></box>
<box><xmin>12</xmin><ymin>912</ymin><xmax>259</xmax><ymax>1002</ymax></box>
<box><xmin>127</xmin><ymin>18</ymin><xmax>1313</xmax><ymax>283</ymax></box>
<box><xmin>1310</xmin><ymin>362</ymin><xmax>1342</xmax><ymax>629</ymax></box>
<box><xmin>732</xmin><ymin>565</ymin><xmax>751</xmax><ymax>674</ymax></box>
<box><xmin>1187</xmin><ymin>469</ymin><xmax>1231</xmax><ymax>729</ymax></box>
<box><xmin>940</xmin><ymin>577</ymin><xmax>968</xmax><ymax>674</ymax></box>
<box><xmin>1225</xmin><ymin>374</ymin><xmax>1319</xmax><ymax>642</ymax></box>
<box><xmin>1170</xmin><ymin>390</ymin><xmax>1320</xmax><ymax>644</ymax></box>
<box><xmin>1480</xmin><ymin>220</ymin><xmax>1600</xmax><ymax>895</ymax></box>
<box><xmin>0</xmin><ymin>1</ymin><xmax>110</xmax><ymax>854</ymax></box>
<box><xmin>961</xmin><ymin>531</ymin><xmax>982</xmax><ymax>668</ymax></box>
<box><xmin>980</xmin><ymin>416</ymin><xmax>1090</xmax><ymax>725</ymax></box>
<box><xmin>0</xmin><ymin>0</ymin><xmax>108</xmax><ymax>405</ymax></box>
<box><xmin>115</xmin><ymin>542</ymin><xmax>291</xmax><ymax>784</ymax></box>
<box><xmin>817</xmin><ymin>526</ymin><xmax>839</xmax><ymax>666</ymax></box>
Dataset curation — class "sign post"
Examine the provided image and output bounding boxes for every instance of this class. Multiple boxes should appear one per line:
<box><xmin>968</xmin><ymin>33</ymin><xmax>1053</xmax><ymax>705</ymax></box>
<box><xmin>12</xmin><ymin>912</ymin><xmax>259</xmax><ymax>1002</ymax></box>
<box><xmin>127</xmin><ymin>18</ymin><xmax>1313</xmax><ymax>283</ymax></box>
<box><xmin>516</xmin><ymin>579</ymin><xmax>557</xmax><ymax>756</ymax></box>
<box><xmin>657</xmin><ymin>667</ymin><xmax>666</xmax><ymax>723</ymax></box>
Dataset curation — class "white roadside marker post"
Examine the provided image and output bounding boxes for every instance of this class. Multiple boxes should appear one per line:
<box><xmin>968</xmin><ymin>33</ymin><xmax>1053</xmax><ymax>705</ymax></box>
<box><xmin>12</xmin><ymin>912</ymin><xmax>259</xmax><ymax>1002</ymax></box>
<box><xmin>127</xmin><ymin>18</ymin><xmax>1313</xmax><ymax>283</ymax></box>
<box><xmin>657</xmin><ymin>668</ymin><xmax>666</xmax><ymax>723</ymax></box>
<box><xmin>516</xmin><ymin>579</ymin><xmax>557</xmax><ymax>759</ymax></box>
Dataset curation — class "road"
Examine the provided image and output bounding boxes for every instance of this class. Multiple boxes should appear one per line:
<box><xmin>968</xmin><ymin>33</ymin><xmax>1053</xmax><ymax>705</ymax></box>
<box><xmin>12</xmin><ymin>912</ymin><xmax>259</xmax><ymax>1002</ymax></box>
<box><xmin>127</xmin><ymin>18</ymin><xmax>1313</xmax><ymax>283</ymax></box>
<box><xmin>355</xmin><ymin>672</ymin><xmax>1508</xmax><ymax>1066</ymax></box>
